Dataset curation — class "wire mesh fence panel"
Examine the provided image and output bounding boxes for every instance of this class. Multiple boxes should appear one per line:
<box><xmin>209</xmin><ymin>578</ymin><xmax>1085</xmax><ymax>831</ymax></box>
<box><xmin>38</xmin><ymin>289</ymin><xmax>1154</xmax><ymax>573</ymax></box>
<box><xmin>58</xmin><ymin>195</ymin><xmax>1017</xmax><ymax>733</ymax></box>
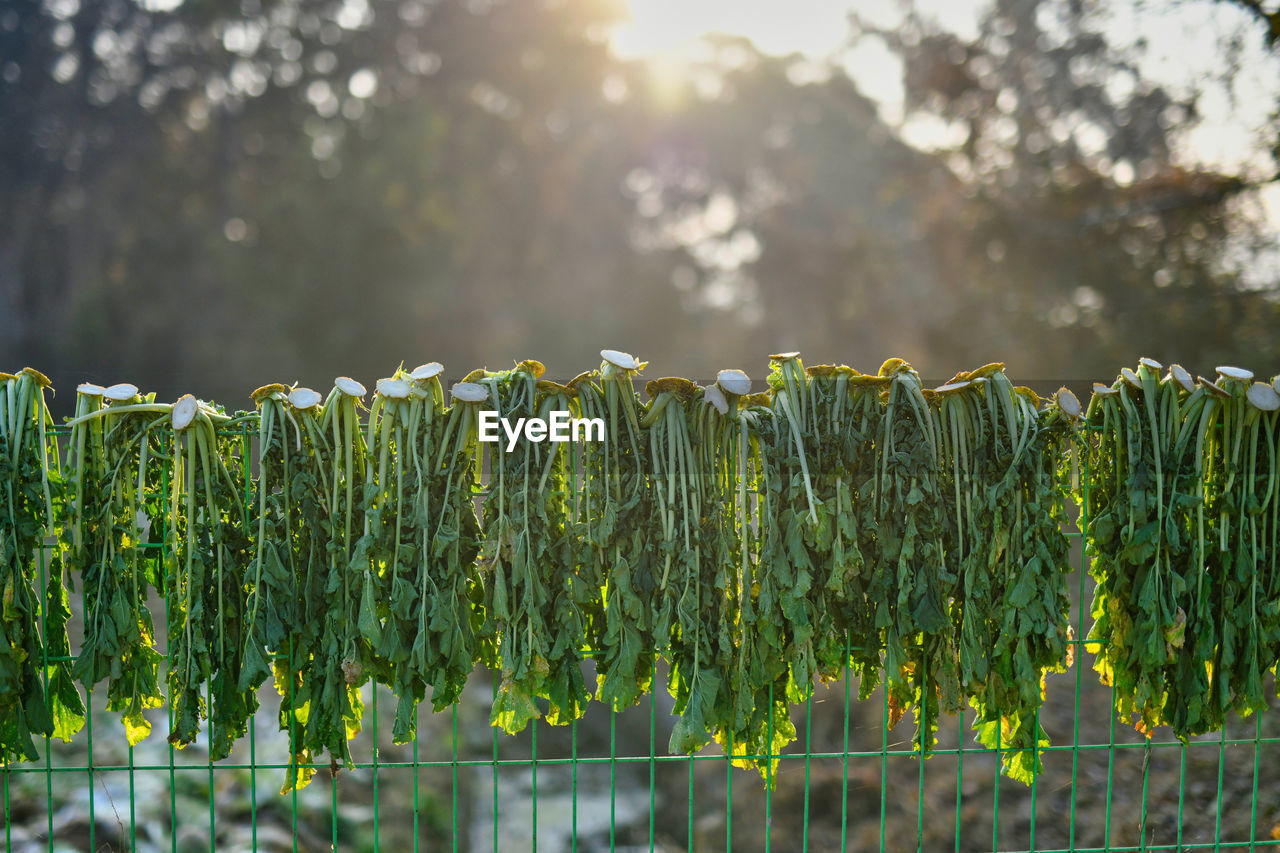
<box><xmin>3</xmin><ymin>397</ymin><xmax>1280</xmax><ymax>852</ymax></box>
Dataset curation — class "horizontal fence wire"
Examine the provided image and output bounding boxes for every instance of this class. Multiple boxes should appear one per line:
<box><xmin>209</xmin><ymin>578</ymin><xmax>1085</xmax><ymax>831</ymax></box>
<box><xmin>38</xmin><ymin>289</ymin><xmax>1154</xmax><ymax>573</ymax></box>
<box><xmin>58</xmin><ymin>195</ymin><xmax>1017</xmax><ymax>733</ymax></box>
<box><xmin>2</xmin><ymin>422</ymin><xmax>1279</xmax><ymax>853</ymax></box>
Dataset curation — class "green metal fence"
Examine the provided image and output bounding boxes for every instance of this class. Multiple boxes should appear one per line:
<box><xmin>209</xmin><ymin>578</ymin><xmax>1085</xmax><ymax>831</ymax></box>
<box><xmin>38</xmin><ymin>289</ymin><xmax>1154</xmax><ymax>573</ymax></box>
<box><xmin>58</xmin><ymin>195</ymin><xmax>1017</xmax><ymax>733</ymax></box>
<box><xmin>3</xmin><ymin>425</ymin><xmax>1279</xmax><ymax>853</ymax></box>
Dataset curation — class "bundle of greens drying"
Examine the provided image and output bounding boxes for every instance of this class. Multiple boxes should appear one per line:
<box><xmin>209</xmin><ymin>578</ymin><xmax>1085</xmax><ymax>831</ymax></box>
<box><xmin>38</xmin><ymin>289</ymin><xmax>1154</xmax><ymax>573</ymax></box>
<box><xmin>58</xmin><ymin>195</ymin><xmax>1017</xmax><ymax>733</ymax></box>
<box><xmin>646</xmin><ymin>376</ymin><xmax>738</xmax><ymax>755</ymax></box>
<box><xmin>529</xmin><ymin>375</ymin><xmax>598</xmax><ymax>725</ymax></box>
<box><xmin>719</xmin><ymin>355</ymin><xmax>823</xmax><ymax>774</ymax></box>
<box><xmin>666</xmin><ymin>376</ymin><xmax>758</xmax><ymax>756</ymax></box>
<box><xmin>164</xmin><ymin>395</ymin><xmax>256</xmax><ymax>759</ymax></box>
<box><xmin>577</xmin><ymin>351</ymin><xmax>664</xmax><ymax>713</ymax></box>
<box><xmin>246</xmin><ymin>382</ymin><xmax>365</xmax><ymax>790</ymax></box>
<box><xmin>868</xmin><ymin>359</ymin><xmax>957</xmax><ymax>755</ymax></box>
<box><xmin>308</xmin><ymin>380</ymin><xmax>376</xmax><ymax>782</ymax></box>
<box><xmin>353</xmin><ymin>373</ymin><xmax>424</xmax><ymax>709</ymax></box>
<box><xmin>417</xmin><ymin>372</ymin><xmax>484</xmax><ymax>716</ymax></box>
<box><xmin>718</xmin><ymin>379</ymin><xmax>796</xmax><ymax>775</ymax></box>
<box><xmin>763</xmin><ymin>361</ymin><xmax>896</xmax><ymax>705</ymax></box>
<box><xmin>238</xmin><ymin>386</ymin><xmax>300</xmax><ymax>733</ymax></box>
<box><xmin>641</xmin><ymin>376</ymin><xmax>702</xmax><ymax>680</ymax></box>
<box><xmin>477</xmin><ymin>362</ymin><xmax>592</xmax><ymax>732</ymax></box>
<box><xmin>1084</xmin><ymin>361</ymin><xmax>1280</xmax><ymax>738</ymax></box>
<box><xmin>756</xmin><ymin>354</ymin><xmax>822</xmax><ymax>701</ymax></box>
<box><xmin>562</xmin><ymin>370</ymin><xmax>606</xmax><ymax>664</ymax></box>
<box><xmin>67</xmin><ymin>382</ymin><xmax>169</xmax><ymax>745</ymax></box>
<box><xmin>355</xmin><ymin>365</ymin><xmax>482</xmax><ymax>743</ymax></box>
<box><xmin>1208</xmin><ymin>370</ymin><xmax>1280</xmax><ymax>722</ymax></box>
<box><xmin>936</xmin><ymin>368</ymin><xmax>1077</xmax><ymax>782</ymax></box>
<box><xmin>790</xmin><ymin>361</ymin><xmax>885</xmax><ymax>689</ymax></box>
<box><xmin>828</xmin><ymin>369</ymin><xmax>893</xmax><ymax>693</ymax></box>
<box><xmin>1084</xmin><ymin>360</ymin><xmax>1208</xmax><ymax>736</ymax></box>
<box><xmin>0</xmin><ymin>369</ymin><xmax>84</xmax><ymax>762</ymax></box>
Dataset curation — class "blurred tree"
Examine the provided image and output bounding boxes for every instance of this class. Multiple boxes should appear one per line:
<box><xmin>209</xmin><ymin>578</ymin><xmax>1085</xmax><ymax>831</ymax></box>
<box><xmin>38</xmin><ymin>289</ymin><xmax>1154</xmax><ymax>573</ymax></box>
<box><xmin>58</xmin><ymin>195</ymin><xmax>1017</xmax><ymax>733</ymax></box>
<box><xmin>853</xmin><ymin>0</ymin><xmax>1280</xmax><ymax>379</ymax></box>
<box><xmin>604</xmin><ymin>40</ymin><xmax>978</xmax><ymax>376</ymax></box>
<box><xmin>1</xmin><ymin>0</ymin><xmax>1276</xmax><ymax>406</ymax></box>
<box><xmin>1</xmin><ymin>0</ymin><xmax>694</xmax><ymax>403</ymax></box>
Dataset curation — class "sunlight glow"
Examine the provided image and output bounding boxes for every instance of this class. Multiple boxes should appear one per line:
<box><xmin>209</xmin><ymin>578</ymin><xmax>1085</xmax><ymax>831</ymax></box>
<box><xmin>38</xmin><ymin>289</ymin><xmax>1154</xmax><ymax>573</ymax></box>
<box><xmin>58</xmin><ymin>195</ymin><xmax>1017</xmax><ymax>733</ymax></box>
<box><xmin>611</xmin><ymin>0</ymin><xmax>1280</xmax><ymax>191</ymax></box>
<box><xmin>610</xmin><ymin>0</ymin><xmax>852</xmax><ymax>60</ymax></box>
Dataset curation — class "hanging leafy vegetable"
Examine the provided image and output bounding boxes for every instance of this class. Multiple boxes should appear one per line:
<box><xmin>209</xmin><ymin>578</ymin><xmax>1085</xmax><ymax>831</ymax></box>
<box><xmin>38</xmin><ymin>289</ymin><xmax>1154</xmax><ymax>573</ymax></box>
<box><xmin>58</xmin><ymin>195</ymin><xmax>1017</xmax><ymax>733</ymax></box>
<box><xmin>1203</xmin><ymin>366</ymin><xmax>1279</xmax><ymax>725</ymax></box>
<box><xmin>67</xmin><ymin>382</ymin><xmax>168</xmax><ymax>746</ymax></box>
<box><xmin>1084</xmin><ymin>360</ymin><xmax>1225</xmax><ymax>737</ymax></box>
<box><xmin>529</xmin><ymin>376</ymin><xmax>596</xmax><ymax>726</ymax></box>
<box><xmin>719</xmin><ymin>359</ymin><xmax>801</xmax><ymax>778</ymax></box>
<box><xmin>239</xmin><ymin>385</ymin><xmax>299</xmax><ymax>724</ymax></box>
<box><xmin>456</xmin><ymin>374</ymin><xmax>536</xmax><ymax>721</ymax></box>
<box><xmin>253</xmin><ymin>380</ymin><xmax>360</xmax><ymax>791</ymax></box>
<box><xmin>640</xmin><ymin>376</ymin><xmax>701</xmax><ymax>659</ymax></box>
<box><xmin>761</xmin><ymin>354</ymin><xmax>821</xmax><ymax>696</ymax></box>
<box><xmin>724</xmin><ymin>355</ymin><xmax>886</xmax><ymax>777</ymax></box>
<box><xmin>871</xmin><ymin>358</ymin><xmax>957</xmax><ymax>755</ymax></box>
<box><xmin>1238</xmin><ymin>377</ymin><xmax>1280</xmax><ymax>719</ymax></box>
<box><xmin>579</xmin><ymin>351</ymin><xmax>663</xmax><ymax>713</ymax></box>
<box><xmin>1169</xmin><ymin>366</ymin><xmax>1232</xmax><ymax>735</ymax></box>
<box><xmin>410</xmin><ymin>372</ymin><xmax>484</xmax><ymax>722</ymax></box>
<box><xmin>165</xmin><ymin>395</ymin><xmax>256</xmax><ymax>759</ymax></box>
<box><xmin>240</xmin><ymin>383</ymin><xmax>313</xmax><ymax>789</ymax></box>
<box><xmin>360</xmin><ymin>364</ymin><xmax>482</xmax><ymax>743</ymax></box>
<box><xmin>796</xmin><ymin>363</ymin><xmax>884</xmax><ymax>688</ymax></box>
<box><xmin>478</xmin><ymin>362</ymin><xmax>592</xmax><ymax>732</ymax></box>
<box><xmin>938</xmin><ymin>368</ymin><xmax>1076</xmax><ymax>782</ymax></box>
<box><xmin>303</xmin><ymin>379</ymin><xmax>372</xmax><ymax>779</ymax></box>
<box><xmin>0</xmin><ymin>369</ymin><xmax>85</xmax><ymax>762</ymax></box>
<box><xmin>833</xmin><ymin>369</ymin><xmax>893</xmax><ymax>696</ymax></box>
<box><xmin>664</xmin><ymin>376</ymin><xmax>742</xmax><ymax>755</ymax></box>
<box><xmin>352</xmin><ymin>372</ymin><xmax>416</xmax><ymax>694</ymax></box>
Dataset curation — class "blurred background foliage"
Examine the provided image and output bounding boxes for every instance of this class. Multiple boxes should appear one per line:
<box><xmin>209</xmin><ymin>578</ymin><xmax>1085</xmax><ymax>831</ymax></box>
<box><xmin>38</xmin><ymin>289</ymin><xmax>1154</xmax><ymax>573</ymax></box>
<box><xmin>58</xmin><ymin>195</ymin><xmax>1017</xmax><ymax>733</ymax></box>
<box><xmin>1</xmin><ymin>0</ymin><xmax>1278</xmax><ymax>408</ymax></box>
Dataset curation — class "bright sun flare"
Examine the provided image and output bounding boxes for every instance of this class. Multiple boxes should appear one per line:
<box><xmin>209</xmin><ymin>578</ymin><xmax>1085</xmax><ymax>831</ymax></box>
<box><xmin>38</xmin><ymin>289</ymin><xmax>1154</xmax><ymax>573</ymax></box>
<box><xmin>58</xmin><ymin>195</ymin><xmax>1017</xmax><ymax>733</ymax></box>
<box><xmin>609</xmin><ymin>0</ymin><xmax>1280</xmax><ymax>225</ymax></box>
<box><xmin>610</xmin><ymin>0</ymin><xmax>854</xmax><ymax>59</ymax></box>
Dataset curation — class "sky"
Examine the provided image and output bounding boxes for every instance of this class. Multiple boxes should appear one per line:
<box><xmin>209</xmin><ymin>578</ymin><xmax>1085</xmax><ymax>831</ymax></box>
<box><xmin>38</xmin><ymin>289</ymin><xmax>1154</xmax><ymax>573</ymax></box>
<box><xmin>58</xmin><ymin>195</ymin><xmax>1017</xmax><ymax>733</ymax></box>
<box><xmin>610</xmin><ymin>0</ymin><xmax>1280</xmax><ymax>229</ymax></box>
